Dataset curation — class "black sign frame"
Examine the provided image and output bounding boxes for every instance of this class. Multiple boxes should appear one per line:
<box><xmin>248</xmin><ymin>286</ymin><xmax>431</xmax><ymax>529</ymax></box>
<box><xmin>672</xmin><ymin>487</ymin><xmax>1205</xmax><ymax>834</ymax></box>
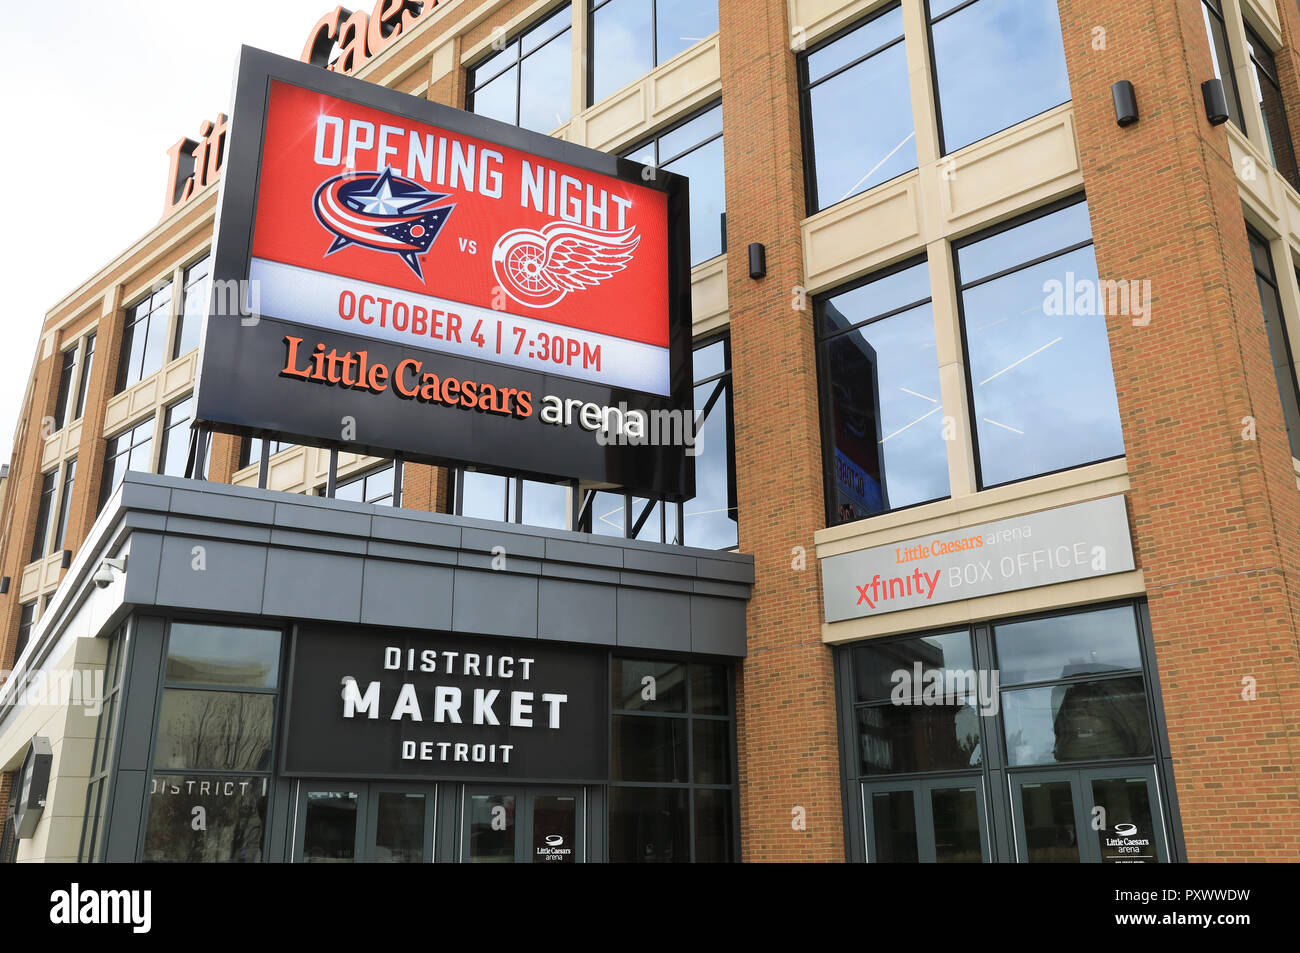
<box><xmin>280</xmin><ymin>624</ymin><xmax>610</xmax><ymax>784</ymax></box>
<box><xmin>196</xmin><ymin>46</ymin><xmax>695</xmax><ymax>500</ymax></box>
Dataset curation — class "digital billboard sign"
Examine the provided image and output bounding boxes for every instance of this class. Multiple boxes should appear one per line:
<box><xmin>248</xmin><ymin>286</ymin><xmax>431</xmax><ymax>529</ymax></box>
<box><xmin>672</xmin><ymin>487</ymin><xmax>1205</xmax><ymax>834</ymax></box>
<box><xmin>196</xmin><ymin>46</ymin><xmax>694</xmax><ymax>499</ymax></box>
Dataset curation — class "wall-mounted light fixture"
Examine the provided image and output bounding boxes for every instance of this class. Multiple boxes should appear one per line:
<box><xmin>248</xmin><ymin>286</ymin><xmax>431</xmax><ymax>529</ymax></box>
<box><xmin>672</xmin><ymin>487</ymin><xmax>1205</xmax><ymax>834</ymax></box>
<box><xmin>60</xmin><ymin>549</ymin><xmax>72</xmax><ymax>570</ymax></box>
<box><xmin>748</xmin><ymin>242</ymin><xmax>767</xmax><ymax>279</ymax></box>
<box><xmin>0</xmin><ymin>576</ymin><xmax>9</xmax><ymax>595</ymax></box>
<box><xmin>1202</xmin><ymin>78</ymin><xmax>1229</xmax><ymax>126</ymax></box>
<box><xmin>1112</xmin><ymin>80</ymin><xmax>1139</xmax><ymax>127</ymax></box>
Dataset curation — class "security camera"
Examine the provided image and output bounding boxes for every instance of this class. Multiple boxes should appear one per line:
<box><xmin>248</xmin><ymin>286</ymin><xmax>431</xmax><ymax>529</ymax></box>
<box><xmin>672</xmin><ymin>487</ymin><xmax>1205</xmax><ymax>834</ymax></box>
<box><xmin>93</xmin><ymin>557</ymin><xmax>127</xmax><ymax>589</ymax></box>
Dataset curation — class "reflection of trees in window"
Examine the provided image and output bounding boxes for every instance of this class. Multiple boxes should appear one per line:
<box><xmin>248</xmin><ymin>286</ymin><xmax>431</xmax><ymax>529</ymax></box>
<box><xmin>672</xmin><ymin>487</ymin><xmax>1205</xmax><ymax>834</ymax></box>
<box><xmin>1050</xmin><ymin>679</ymin><xmax>1152</xmax><ymax>763</ymax></box>
<box><xmin>142</xmin><ymin>776</ymin><xmax>268</xmax><ymax>863</ymax></box>
<box><xmin>159</xmin><ymin>691</ymin><xmax>272</xmax><ymax>772</ymax></box>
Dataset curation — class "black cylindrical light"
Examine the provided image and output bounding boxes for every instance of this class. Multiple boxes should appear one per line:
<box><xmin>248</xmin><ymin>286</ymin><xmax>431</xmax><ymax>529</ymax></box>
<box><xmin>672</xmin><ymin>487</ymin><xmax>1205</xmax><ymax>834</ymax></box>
<box><xmin>1202</xmin><ymin>78</ymin><xmax>1229</xmax><ymax>126</ymax></box>
<box><xmin>1112</xmin><ymin>80</ymin><xmax>1138</xmax><ymax>127</ymax></box>
<box><xmin>748</xmin><ymin>242</ymin><xmax>766</xmax><ymax>279</ymax></box>
<box><xmin>0</xmin><ymin>576</ymin><xmax>9</xmax><ymax>595</ymax></box>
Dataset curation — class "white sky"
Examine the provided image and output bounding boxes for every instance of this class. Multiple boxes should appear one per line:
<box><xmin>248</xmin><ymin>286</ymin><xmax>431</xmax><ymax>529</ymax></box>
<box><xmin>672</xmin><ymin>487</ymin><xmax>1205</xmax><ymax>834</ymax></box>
<box><xmin>0</xmin><ymin>0</ymin><xmax>334</xmax><ymax>463</ymax></box>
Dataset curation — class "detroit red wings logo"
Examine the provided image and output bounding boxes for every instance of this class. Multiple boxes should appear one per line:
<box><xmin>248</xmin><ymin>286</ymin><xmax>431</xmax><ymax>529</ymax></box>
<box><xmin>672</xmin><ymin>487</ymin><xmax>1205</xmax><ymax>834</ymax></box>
<box><xmin>491</xmin><ymin>222</ymin><xmax>640</xmax><ymax>309</ymax></box>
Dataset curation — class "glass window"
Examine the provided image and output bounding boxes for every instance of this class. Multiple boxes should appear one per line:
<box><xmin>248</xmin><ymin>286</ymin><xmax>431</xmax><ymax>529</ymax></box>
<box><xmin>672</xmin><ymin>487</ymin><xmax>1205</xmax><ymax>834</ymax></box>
<box><xmin>175</xmin><ymin>255</ymin><xmax>210</xmax><ymax>359</ymax></box>
<box><xmin>73</xmin><ymin>332</ymin><xmax>96</xmax><ymax>422</ymax></box>
<box><xmin>14</xmin><ymin>602</ymin><xmax>36</xmax><ymax>660</ymax></box>
<box><xmin>1245</xmin><ymin>27</ymin><xmax>1300</xmax><ymax>192</ymax></box>
<box><xmin>79</xmin><ymin>626</ymin><xmax>125</xmax><ymax>861</ymax></box>
<box><xmin>100</xmin><ymin>418</ymin><xmax>153</xmax><ymax>511</ymax></box>
<box><xmin>608</xmin><ymin>786</ymin><xmax>688</xmax><ymax>862</ymax></box>
<box><xmin>589</xmin><ymin>0</ymin><xmax>718</xmax><ymax>105</ymax></box>
<box><xmin>1001</xmin><ymin>676</ymin><xmax>1153</xmax><ymax>766</ymax></box>
<box><xmin>623</xmin><ymin>104</ymin><xmax>725</xmax><ymax>265</ymax></box>
<box><xmin>29</xmin><ymin>469</ymin><xmax>57</xmax><ymax>561</ymax></box>
<box><xmin>585</xmin><ymin>335</ymin><xmax>737</xmax><ymax>547</ymax></box>
<box><xmin>153</xmin><ymin>689</ymin><xmax>275</xmax><ymax>772</ymax></box>
<box><xmin>239</xmin><ymin>437</ymin><xmax>294</xmax><ymax>470</ymax></box>
<box><xmin>1247</xmin><ymin>230</ymin><xmax>1300</xmax><ymax>458</ymax></box>
<box><xmin>157</xmin><ymin>395</ymin><xmax>194</xmax><ymax>478</ymax></box>
<box><xmin>164</xmin><ymin>623</ymin><xmax>281</xmax><ymax>688</ymax></box>
<box><xmin>994</xmin><ymin>605</ymin><xmax>1143</xmax><ymax>685</ymax></box>
<box><xmin>453</xmin><ymin>470</ymin><xmax>569</xmax><ymax>528</ymax></box>
<box><xmin>956</xmin><ymin>199</ymin><xmax>1124</xmax><ymax>487</ymax></box>
<box><xmin>141</xmin><ymin>775</ymin><xmax>269</xmax><ymax>862</ymax></box>
<box><xmin>801</xmin><ymin>4</ymin><xmax>916</xmax><ymax>212</ymax></box>
<box><xmin>818</xmin><ymin>260</ymin><xmax>949</xmax><ymax>523</ymax></box>
<box><xmin>468</xmin><ymin>4</ymin><xmax>572</xmax><ymax>133</ymax></box>
<box><xmin>335</xmin><ymin>463</ymin><xmax>395</xmax><ymax>505</ymax></box>
<box><xmin>852</xmin><ymin>630</ymin><xmax>975</xmax><ymax>702</ymax></box>
<box><xmin>50</xmin><ymin>459</ymin><xmax>76</xmax><ymax>553</ymax></box>
<box><xmin>929</xmin><ymin>0</ymin><xmax>1071</xmax><ymax>154</ymax></box>
<box><xmin>1201</xmin><ymin>0</ymin><xmax>1245</xmax><ymax>130</ymax></box>
<box><xmin>612</xmin><ymin>658</ymin><xmax>686</xmax><ymax>711</ymax></box>
<box><xmin>117</xmin><ymin>282</ymin><xmax>171</xmax><ymax>392</ymax></box>
<box><xmin>53</xmin><ymin>347</ymin><xmax>76</xmax><ymax>431</ymax></box>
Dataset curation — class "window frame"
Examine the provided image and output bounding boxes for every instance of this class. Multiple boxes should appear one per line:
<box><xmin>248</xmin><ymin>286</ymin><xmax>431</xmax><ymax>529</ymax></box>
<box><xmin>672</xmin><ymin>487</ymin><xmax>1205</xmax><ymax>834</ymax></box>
<box><xmin>952</xmin><ymin>193</ymin><xmax>1123</xmax><ymax>491</ymax></box>
<box><xmin>925</xmin><ymin>0</ymin><xmax>1072</xmax><ymax>157</ymax></box>
<box><xmin>814</xmin><ymin>255</ymin><xmax>949</xmax><ymax>525</ymax></box>
<box><xmin>116</xmin><ymin>282</ymin><xmax>173</xmax><ymax>394</ymax></box>
<box><xmin>621</xmin><ymin>100</ymin><xmax>726</xmax><ymax>266</ymax></box>
<box><xmin>586</xmin><ymin>0</ymin><xmax>720</xmax><ymax>107</ymax></box>
<box><xmin>797</xmin><ymin>1</ymin><xmax>912</xmax><ymax>215</ymax></box>
<box><xmin>173</xmin><ymin>253</ymin><xmax>212</xmax><ymax>361</ymax></box>
<box><xmin>73</xmin><ymin>332</ymin><xmax>96</xmax><ymax>422</ymax></box>
<box><xmin>466</xmin><ymin>2</ymin><xmax>574</xmax><ymax>130</ymax></box>
<box><xmin>1246</xmin><ymin>226</ymin><xmax>1300</xmax><ymax>458</ymax></box>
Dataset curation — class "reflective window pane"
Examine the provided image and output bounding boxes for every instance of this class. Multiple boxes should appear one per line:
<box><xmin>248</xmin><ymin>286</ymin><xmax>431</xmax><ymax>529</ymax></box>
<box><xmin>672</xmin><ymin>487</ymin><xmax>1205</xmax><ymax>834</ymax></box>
<box><xmin>663</xmin><ymin>135</ymin><xmax>726</xmax><ymax>264</ymax></box>
<box><xmin>691</xmin><ymin>663</ymin><xmax>728</xmax><ymax>714</ymax></box>
<box><xmin>693</xmin><ymin>787</ymin><xmax>733</xmax><ymax>862</ymax></box>
<box><xmin>1248</xmin><ymin>233</ymin><xmax>1300</xmax><ymax>458</ymax></box>
<box><xmin>931</xmin><ymin>0</ymin><xmax>1070</xmax><ymax>153</ymax></box>
<box><xmin>175</xmin><ymin>255</ymin><xmax>210</xmax><ymax>359</ymax></box>
<box><xmin>656</xmin><ymin>0</ymin><xmax>717</xmax><ymax>63</ymax></box>
<box><xmin>1001</xmin><ymin>676</ymin><xmax>1153</xmax><ymax>766</ymax></box>
<box><xmin>959</xmin><ymin>203</ymin><xmax>1124</xmax><ymax>486</ymax></box>
<box><xmin>995</xmin><ymin>607</ymin><xmax>1141</xmax><ymax>685</ymax></box>
<box><xmin>820</xmin><ymin>262</ymin><xmax>949</xmax><ymax>520</ymax></box>
<box><xmin>611</xmin><ymin>715</ymin><xmax>689</xmax><ymax>781</ymax></box>
<box><xmin>468</xmin><ymin>793</ymin><xmax>516</xmax><ymax>862</ymax></box>
<box><xmin>931</xmin><ymin>786</ymin><xmax>983</xmax><ymax>863</ymax></box>
<box><xmin>459</xmin><ymin>471</ymin><xmax>509</xmax><ymax>520</ymax></box>
<box><xmin>522</xmin><ymin>480</ymin><xmax>568</xmax><ymax>529</ymax></box>
<box><xmin>856</xmin><ymin>702</ymin><xmax>983</xmax><ymax>775</ymax></box>
<box><xmin>591</xmin><ymin>0</ymin><xmax>653</xmax><ymax>104</ymax></box>
<box><xmin>1019</xmin><ymin>780</ymin><xmax>1079</xmax><ymax>862</ymax></box>
<box><xmin>693</xmin><ymin>718</ymin><xmax>731</xmax><ymax>784</ymax></box>
<box><xmin>302</xmin><ymin>791</ymin><xmax>359</xmax><ymax>862</ymax></box>
<box><xmin>142</xmin><ymin>775</ymin><xmax>269</xmax><ymax>862</ymax></box>
<box><xmin>158</xmin><ymin>396</ymin><xmax>194</xmax><ymax>478</ymax></box>
<box><xmin>853</xmin><ymin>630</ymin><xmax>974</xmax><ymax>703</ymax></box>
<box><xmin>804</xmin><ymin>8</ymin><xmax>914</xmax><ymax>210</ymax></box>
<box><xmin>806</xmin><ymin>5</ymin><xmax>904</xmax><ymax>81</ymax></box>
<box><xmin>374</xmin><ymin>792</ymin><xmax>425</xmax><ymax>863</ymax></box>
<box><xmin>612</xmin><ymin>658</ymin><xmax>686</xmax><ymax>711</ymax></box>
<box><xmin>470</xmin><ymin>68</ymin><xmax>517</xmax><ymax>125</ymax></box>
<box><xmin>870</xmin><ymin>789</ymin><xmax>918</xmax><ymax>862</ymax></box>
<box><xmin>519</xmin><ymin>26</ymin><xmax>572</xmax><ymax>132</ymax></box>
<box><xmin>154</xmin><ymin>690</ymin><xmax>274</xmax><ymax>772</ymax></box>
<box><xmin>608</xmin><ymin>786</ymin><xmax>689</xmax><ymax>862</ymax></box>
<box><xmin>685</xmin><ymin>375</ymin><xmax>737</xmax><ymax>546</ymax></box>
<box><xmin>165</xmin><ymin>623</ymin><xmax>281</xmax><ymax>689</ymax></box>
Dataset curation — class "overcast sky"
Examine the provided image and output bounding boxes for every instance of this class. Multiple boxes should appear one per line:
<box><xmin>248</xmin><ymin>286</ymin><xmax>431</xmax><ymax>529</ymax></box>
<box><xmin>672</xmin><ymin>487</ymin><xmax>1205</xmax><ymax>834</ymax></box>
<box><xmin>0</xmin><ymin>0</ymin><xmax>333</xmax><ymax>463</ymax></box>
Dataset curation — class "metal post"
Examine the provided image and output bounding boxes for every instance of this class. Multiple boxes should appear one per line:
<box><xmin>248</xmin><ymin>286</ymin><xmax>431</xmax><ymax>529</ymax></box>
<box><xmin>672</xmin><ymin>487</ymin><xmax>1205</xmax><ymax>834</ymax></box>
<box><xmin>258</xmin><ymin>436</ymin><xmax>270</xmax><ymax>490</ymax></box>
<box><xmin>326</xmin><ymin>449</ymin><xmax>339</xmax><ymax>497</ymax></box>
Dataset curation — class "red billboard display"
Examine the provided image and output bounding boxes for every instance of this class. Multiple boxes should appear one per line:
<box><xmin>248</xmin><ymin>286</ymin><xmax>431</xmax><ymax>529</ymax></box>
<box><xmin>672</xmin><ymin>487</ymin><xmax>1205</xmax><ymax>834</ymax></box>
<box><xmin>195</xmin><ymin>47</ymin><xmax>694</xmax><ymax>500</ymax></box>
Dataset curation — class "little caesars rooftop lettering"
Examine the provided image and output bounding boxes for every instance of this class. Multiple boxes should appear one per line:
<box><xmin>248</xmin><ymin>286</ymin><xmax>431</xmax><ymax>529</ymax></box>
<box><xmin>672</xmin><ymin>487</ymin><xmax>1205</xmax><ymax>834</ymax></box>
<box><xmin>341</xmin><ymin>646</ymin><xmax>569</xmax><ymax>765</ymax></box>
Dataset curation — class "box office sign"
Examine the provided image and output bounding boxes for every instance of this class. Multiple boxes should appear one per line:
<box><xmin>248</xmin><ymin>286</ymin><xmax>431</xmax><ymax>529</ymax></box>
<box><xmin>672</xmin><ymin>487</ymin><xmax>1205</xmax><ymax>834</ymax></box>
<box><xmin>282</xmin><ymin>625</ymin><xmax>608</xmax><ymax>781</ymax></box>
<box><xmin>821</xmin><ymin>495</ymin><xmax>1136</xmax><ymax>623</ymax></box>
<box><xmin>196</xmin><ymin>47</ymin><xmax>695</xmax><ymax>499</ymax></box>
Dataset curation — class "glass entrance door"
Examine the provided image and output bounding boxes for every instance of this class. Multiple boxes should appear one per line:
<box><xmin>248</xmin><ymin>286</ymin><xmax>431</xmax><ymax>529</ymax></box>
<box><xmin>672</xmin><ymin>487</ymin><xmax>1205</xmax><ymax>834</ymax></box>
<box><xmin>460</xmin><ymin>786</ymin><xmax>584</xmax><ymax>863</ymax></box>
<box><xmin>291</xmin><ymin>781</ymin><xmax>436</xmax><ymax>862</ymax></box>
<box><xmin>1009</xmin><ymin>765</ymin><xmax>1168</xmax><ymax>863</ymax></box>
<box><xmin>861</xmin><ymin>776</ymin><xmax>990</xmax><ymax>862</ymax></box>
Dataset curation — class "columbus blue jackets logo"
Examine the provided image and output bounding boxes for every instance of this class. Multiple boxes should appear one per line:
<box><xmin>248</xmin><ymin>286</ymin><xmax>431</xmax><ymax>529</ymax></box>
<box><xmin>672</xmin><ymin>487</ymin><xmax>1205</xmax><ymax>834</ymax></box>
<box><xmin>313</xmin><ymin>167</ymin><xmax>454</xmax><ymax>279</ymax></box>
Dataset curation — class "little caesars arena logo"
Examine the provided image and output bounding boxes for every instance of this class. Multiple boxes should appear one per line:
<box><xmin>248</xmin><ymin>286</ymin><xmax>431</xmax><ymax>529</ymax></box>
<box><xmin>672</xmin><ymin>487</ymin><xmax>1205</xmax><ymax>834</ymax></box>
<box><xmin>536</xmin><ymin>833</ymin><xmax>573</xmax><ymax>861</ymax></box>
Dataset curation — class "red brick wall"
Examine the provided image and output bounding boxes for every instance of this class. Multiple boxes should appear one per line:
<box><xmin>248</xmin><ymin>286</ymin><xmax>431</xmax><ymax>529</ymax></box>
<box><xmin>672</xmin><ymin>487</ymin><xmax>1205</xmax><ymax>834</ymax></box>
<box><xmin>1058</xmin><ymin>0</ymin><xmax>1300</xmax><ymax>859</ymax></box>
<box><xmin>719</xmin><ymin>0</ymin><xmax>843</xmax><ymax>862</ymax></box>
